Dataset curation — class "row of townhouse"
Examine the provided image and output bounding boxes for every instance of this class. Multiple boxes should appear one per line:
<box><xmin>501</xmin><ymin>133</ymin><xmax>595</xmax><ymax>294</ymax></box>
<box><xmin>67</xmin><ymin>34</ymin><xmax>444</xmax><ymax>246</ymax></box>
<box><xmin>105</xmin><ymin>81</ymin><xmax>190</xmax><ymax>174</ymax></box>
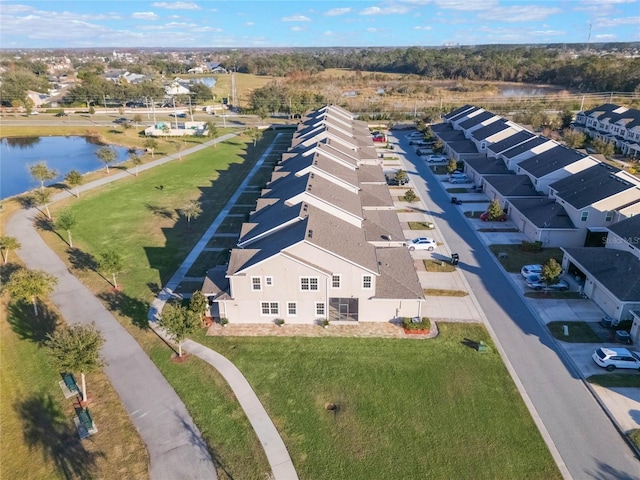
<box><xmin>433</xmin><ymin>104</ymin><xmax>640</xmax><ymax>330</ymax></box>
<box><xmin>573</xmin><ymin>103</ymin><xmax>640</xmax><ymax>158</ymax></box>
<box><xmin>201</xmin><ymin>105</ymin><xmax>425</xmax><ymax>325</ymax></box>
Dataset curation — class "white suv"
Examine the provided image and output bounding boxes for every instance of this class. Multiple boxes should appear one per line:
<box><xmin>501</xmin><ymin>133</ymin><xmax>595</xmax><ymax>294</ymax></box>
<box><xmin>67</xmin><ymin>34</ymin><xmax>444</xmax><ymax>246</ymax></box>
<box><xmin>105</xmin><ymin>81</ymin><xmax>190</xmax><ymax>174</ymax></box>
<box><xmin>592</xmin><ymin>347</ymin><xmax>640</xmax><ymax>371</ymax></box>
<box><xmin>426</xmin><ymin>155</ymin><xmax>447</xmax><ymax>163</ymax></box>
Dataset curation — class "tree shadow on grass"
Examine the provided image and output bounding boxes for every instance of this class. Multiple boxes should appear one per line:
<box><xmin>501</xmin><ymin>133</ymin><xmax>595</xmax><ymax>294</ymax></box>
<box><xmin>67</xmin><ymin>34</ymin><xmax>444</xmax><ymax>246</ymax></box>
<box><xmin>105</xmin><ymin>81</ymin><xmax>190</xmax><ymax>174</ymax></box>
<box><xmin>7</xmin><ymin>301</ymin><xmax>59</xmax><ymax>345</ymax></box>
<box><xmin>66</xmin><ymin>248</ymin><xmax>98</xmax><ymax>272</ymax></box>
<box><xmin>97</xmin><ymin>289</ymin><xmax>149</xmax><ymax>330</ymax></box>
<box><xmin>145</xmin><ymin>203</ymin><xmax>175</xmax><ymax>220</ymax></box>
<box><xmin>33</xmin><ymin>215</ymin><xmax>54</xmax><ymax>232</ymax></box>
<box><xmin>0</xmin><ymin>262</ymin><xmax>21</xmax><ymax>284</ymax></box>
<box><xmin>16</xmin><ymin>392</ymin><xmax>104</xmax><ymax>480</ymax></box>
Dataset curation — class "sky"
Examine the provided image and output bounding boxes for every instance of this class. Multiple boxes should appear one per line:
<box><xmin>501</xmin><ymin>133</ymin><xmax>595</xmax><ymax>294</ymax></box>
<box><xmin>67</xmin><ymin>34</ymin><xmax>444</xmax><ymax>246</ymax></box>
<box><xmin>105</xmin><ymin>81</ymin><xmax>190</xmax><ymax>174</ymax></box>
<box><xmin>1</xmin><ymin>0</ymin><xmax>639</xmax><ymax>49</ymax></box>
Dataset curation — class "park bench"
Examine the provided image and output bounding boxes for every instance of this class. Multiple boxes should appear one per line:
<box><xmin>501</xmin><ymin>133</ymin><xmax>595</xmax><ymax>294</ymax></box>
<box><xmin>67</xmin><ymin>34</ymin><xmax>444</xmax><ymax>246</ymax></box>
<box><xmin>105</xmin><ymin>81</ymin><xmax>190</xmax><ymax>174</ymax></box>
<box><xmin>58</xmin><ymin>373</ymin><xmax>79</xmax><ymax>399</ymax></box>
<box><xmin>74</xmin><ymin>407</ymin><xmax>98</xmax><ymax>439</ymax></box>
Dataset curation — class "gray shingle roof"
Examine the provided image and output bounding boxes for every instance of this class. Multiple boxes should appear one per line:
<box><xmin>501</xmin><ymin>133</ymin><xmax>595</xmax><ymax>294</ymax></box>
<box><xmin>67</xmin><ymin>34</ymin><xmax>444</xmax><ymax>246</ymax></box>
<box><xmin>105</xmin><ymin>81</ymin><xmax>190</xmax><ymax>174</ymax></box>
<box><xmin>362</xmin><ymin>210</ymin><xmax>405</xmax><ymax>244</ymax></box>
<box><xmin>488</xmin><ymin>131</ymin><xmax>535</xmax><ymax>155</ymax></box>
<box><xmin>500</xmin><ymin>136</ymin><xmax>549</xmax><ymax>159</ymax></box>
<box><xmin>374</xmin><ymin>247</ymin><xmax>425</xmax><ymax>299</ymax></box>
<box><xmin>483</xmin><ymin>174</ymin><xmax>542</xmax><ymax>197</ymax></box>
<box><xmin>563</xmin><ymin>247</ymin><xmax>640</xmax><ymax>301</ymax></box>
<box><xmin>517</xmin><ymin>145</ymin><xmax>587</xmax><ymax>178</ymax></box>
<box><xmin>447</xmin><ymin>140</ymin><xmax>479</xmax><ymax>155</ymax></box>
<box><xmin>608</xmin><ymin>215</ymin><xmax>640</xmax><ymax>247</ymax></box>
<box><xmin>470</xmin><ymin>120</ymin><xmax>508</xmax><ymax>141</ymax></box>
<box><xmin>465</xmin><ymin>156</ymin><xmax>511</xmax><ymax>175</ymax></box>
<box><xmin>458</xmin><ymin>111</ymin><xmax>497</xmax><ymax>130</ymax></box>
<box><xmin>549</xmin><ymin>163</ymin><xmax>635</xmax><ymax>209</ymax></box>
<box><xmin>443</xmin><ymin>104</ymin><xmax>475</xmax><ymax>121</ymax></box>
<box><xmin>509</xmin><ymin>198</ymin><xmax>575</xmax><ymax>229</ymax></box>
<box><xmin>449</xmin><ymin>106</ymin><xmax>482</xmax><ymax>123</ymax></box>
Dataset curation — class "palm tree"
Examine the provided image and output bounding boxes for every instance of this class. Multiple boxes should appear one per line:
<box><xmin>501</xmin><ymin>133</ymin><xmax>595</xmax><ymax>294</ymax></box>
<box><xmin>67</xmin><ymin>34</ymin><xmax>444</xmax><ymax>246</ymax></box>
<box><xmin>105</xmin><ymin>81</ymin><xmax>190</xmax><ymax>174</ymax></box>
<box><xmin>65</xmin><ymin>170</ymin><xmax>84</xmax><ymax>197</ymax></box>
<box><xmin>45</xmin><ymin>323</ymin><xmax>104</xmax><ymax>404</ymax></box>
<box><xmin>179</xmin><ymin>200</ymin><xmax>202</xmax><ymax>229</ymax></box>
<box><xmin>98</xmin><ymin>249</ymin><xmax>124</xmax><ymax>288</ymax></box>
<box><xmin>0</xmin><ymin>236</ymin><xmax>21</xmax><ymax>264</ymax></box>
<box><xmin>32</xmin><ymin>189</ymin><xmax>52</xmax><ymax>220</ymax></box>
<box><xmin>129</xmin><ymin>154</ymin><xmax>143</xmax><ymax>177</ymax></box>
<box><xmin>5</xmin><ymin>267</ymin><xmax>58</xmax><ymax>316</ymax></box>
<box><xmin>54</xmin><ymin>209</ymin><xmax>77</xmax><ymax>247</ymax></box>
<box><xmin>96</xmin><ymin>146</ymin><xmax>117</xmax><ymax>173</ymax></box>
<box><xmin>29</xmin><ymin>162</ymin><xmax>58</xmax><ymax>191</ymax></box>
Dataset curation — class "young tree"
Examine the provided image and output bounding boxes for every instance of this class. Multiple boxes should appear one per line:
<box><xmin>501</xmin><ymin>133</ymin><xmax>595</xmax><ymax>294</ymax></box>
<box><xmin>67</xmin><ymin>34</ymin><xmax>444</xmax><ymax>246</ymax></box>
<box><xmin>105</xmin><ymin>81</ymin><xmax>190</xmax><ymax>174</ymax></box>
<box><xmin>29</xmin><ymin>161</ymin><xmax>58</xmax><ymax>191</ymax></box>
<box><xmin>394</xmin><ymin>169</ymin><xmax>408</xmax><ymax>184</ymax></box>
<box><xmin>541</xmin><ymin>258</ymin><xmax>563</xmax><ymax>291</ymax></box>
<box><xmin>98</xmin><ymin>249</ymin><xmax>124</xmax><ymax>289</ymax></box>
<box><xmin>96</xmin><ymin>146</ymin><xmax>117</xmax><ymax>173</ymax></box>
<box><xmin>32</xmin><ymin>189</ymin><xmax>52</xmax><ymax>220</ymax></box>
<box><xmin>65</xmin><ymin>169</ymin><xmax>84</xmax><ymax>198</ymax></box>
<box><xmin>5</xmin><ymin>268</ymin><xmax>58</xmax><ymax>316</ymax></box>
<box><xmin>54</xmin><ymin>209</ymin><xmax>77</xmax><ymax>247</ymax></box>
<box><xmin>562</xmin><ymin>129</ymin><xmax>586</xmax><ymax>149</ymax></box>
<box><xmin>188</xmin><ymin>290</ymin><xmax>208</xmax><ymax>320</ymax></box>
<box><xmin>0</xmin><ymin>236</ymin><xmax>21</xmax><ymax>264</ymax></box>
<box><xmin>447</xmin><ymin>158</ymin><xmax>458</xmax><ymax>174</ymax></box>
<box><xmin>592</xmin><ymin>139</ymin><xmax>615</xmax><ymax>157</ymax></box>
<box><xmin>129</xmin><ymin>154</ymin><xmax>143</xmax><ymax>177</ymax></box>
<box><xmin>247</xmin><ymin>127</ymin><xmax>263</xmax><ymax>146</ymax></box>
<box><xmin>143</xmin><ymin>137</ymin><xmax>158</xmax><ymax>158</ymax></box>
<box><xmin>179</xmin><ymin>200</ymin><xmax>202</xmax><ymax>229</ymax></box>
<box><xmin>486</xmin><ymin>199</ymin><xmax>504</xmax><ymax>221</ymax></box>
<box><xmin>205</xmin><ymin>121</ymin><xmax>218</xmax><ymax>147</ymax></box>
<box><xmin>45</xmin><ymin>323</ymin><xmax>104</xmax><ymax>404</ymax></box>
<box><xmin>159</xmin><ymin>303</ymin><xmax>200</xmax><ymax>357</ymax></box>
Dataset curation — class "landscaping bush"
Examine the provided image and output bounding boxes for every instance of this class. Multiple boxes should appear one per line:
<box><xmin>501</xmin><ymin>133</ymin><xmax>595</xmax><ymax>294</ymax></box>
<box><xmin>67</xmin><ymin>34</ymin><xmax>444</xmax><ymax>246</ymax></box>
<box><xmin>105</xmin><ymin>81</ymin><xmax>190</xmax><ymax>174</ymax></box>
<box><xmin>520</xmin><ymin>240</ymin><xmax>543</xmax><ymax>252</ymax></box>
<box><xmin>403</xmin><ymin>189</ymin><xmax>417</xmax><ymax>202</ymax></box>
<box><xmin>402</xmin><ymin>317</ymin><xmax>431</xmax><ymax>331</ymax></box>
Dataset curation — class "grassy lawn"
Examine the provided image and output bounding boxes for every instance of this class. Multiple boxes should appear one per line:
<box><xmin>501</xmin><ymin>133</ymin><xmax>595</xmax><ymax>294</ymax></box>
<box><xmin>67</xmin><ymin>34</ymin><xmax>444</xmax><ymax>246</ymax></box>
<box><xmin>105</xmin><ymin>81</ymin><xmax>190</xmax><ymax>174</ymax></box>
<box><xmin>588</xmin><ymin>374</ymin><xmax>640</xmax><ymax>388</ymax></box>
<box><xmin>547</xmin><ymin>321</ymin><xmax>602</xmax><ymax>343</ymax></box>
<box><xmin>408</xmin><ymin>221</ymin><xmax>434</xmax><ymax>230</ymax></box>
<box><xmin>628</xmin><ymin>429</ymin><xmax>640</xmax><ymax>451</ymax></box>
<box><xmin>524</xmin><ymin>291</ymin><xmax>584</xmax><ymax>300</ymax></box>
<box><xmin>488</xmin><ymin>244</ymin><xmax>564</xmax><ymax>274</ymax></box>
<box><xmin>424</xmin><ymin>288</ymin><xmax>468</xmax><ymax>297</ymax></box>
<box><xmin>424</xmin><ymin>259</ymin><xmax>456</xmax><ymax>272</ymax></box>
<box><xmin>192</xmin><ymin>323</ymin><xmax>560</xmax><ymax>480</ymax></box>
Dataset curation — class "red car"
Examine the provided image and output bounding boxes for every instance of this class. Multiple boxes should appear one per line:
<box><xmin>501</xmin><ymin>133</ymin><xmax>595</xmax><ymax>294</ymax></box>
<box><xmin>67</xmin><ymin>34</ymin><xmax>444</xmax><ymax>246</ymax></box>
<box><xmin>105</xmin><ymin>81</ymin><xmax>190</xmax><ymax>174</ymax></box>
<box><xmin>480</xmin><ymin>211</ymin><xmax>507</xmax><ymax>222</ymax></box>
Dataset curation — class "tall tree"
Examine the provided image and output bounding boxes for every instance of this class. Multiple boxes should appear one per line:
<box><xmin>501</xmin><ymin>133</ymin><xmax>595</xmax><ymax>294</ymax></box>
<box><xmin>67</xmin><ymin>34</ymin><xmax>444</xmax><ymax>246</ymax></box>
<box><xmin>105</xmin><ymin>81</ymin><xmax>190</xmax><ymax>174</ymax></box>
<box><xmin>447</xmin><ymin>158</ymin><xmax>458</xmax><ymax>174</ymax></box>
<box><xmin>32</xmin><ymin>189</ymin><xmax>52</xmax><ymax>220</ymax></box>
<box><xmin>5</xmin><ymin>268</ymin><xmax>58</xmax><ymax>316</ymax></box>
<box><xmin>129</xmin><ymin>154</ymin><xmax>143</xmax><ymax>177</ymax></box>
<box><xmin>486</xmin><ymin>199</ymin><xmax>504</xmax><ymax>221</ymax></box>
<box><xmin>541</xmin><ymin>258</ymin><xmax>563</xmax><ymax>292</ymax></box>
<box><xmin>159</xmin><ymin>303</ymin><xmax>200</xmax><ymax>357</ymax></box>
<box><xmin>143</xmin><ymin>138</ymin><xmax>158</xmax><ymax>158</ymax></box>
<box><xmin>96</xmin><ymin>146</ymin><xmax>117</xmax><ymax>173</ymax></box>
<box><xmin>188</xmin><ymin>290</ymin><xmax>208</xmax><ymax>320</ymax></box>
<box><xmin>54</xmin><ymin>209</ymin><xmax>77</xmax><ymax>247</ymax></box>
<box><xmin>179</xmin><ymin>200</ymin><xmax>202</xmax><ymax>229</ymax></box>
<box><xmin>29</xmin><ymin>162</ymin><xmax>58</xmax><ymax>191</ymax></box>
<box><xmin>0</xmin><ymin>236</ymin><xmax>21</xmax><ymax>264</ymax></box>
<box><xmin>98</xmin><ymin>249</ymin><xmax>124</xmax><ymax>289</ymax></box>
<box><xmin>64</xmin><ymin>169</ymin><xmax>84</xmax><ymax>198</ymax></box>
<box><xmin>45</xmin><ymin>323</ymin><xmax>104</xmax><ymax>404</ymax></box>
<box><xmin>563</xmin><ymin>129</ymin><xmax>586</xmax><ymax>149</ymax></box>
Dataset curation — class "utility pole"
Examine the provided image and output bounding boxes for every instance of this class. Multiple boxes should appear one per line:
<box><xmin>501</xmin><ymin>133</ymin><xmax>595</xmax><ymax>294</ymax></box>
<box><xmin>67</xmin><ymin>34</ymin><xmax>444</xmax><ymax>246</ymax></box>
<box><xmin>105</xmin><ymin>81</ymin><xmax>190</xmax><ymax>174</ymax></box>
<box><xmin>586</xmin><ymin>23</ymin><xmax>592</xmax><ymax>53</ymax></box>
<box><xmin>173</xmin><ymin>97</ymin><xmax>178</xmax><ymax>130</ymax></box>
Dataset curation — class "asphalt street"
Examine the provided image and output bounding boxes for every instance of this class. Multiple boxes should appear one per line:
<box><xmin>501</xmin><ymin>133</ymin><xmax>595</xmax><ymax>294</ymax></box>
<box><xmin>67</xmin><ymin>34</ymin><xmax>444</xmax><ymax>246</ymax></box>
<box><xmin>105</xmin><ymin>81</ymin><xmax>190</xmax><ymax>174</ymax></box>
<box><xmin>396</xmin><ymin>134</ymin><xmax>640</xmax><ymax>479</ymax></box>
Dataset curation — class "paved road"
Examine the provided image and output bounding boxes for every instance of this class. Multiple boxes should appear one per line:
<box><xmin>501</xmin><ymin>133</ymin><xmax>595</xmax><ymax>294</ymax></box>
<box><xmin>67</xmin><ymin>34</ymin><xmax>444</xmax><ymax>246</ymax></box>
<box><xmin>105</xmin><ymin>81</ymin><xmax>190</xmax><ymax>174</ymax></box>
<box><xmin>395</xmin><ymin>136</ymin><xmax>640</xmax><ymax>479</ymax></box>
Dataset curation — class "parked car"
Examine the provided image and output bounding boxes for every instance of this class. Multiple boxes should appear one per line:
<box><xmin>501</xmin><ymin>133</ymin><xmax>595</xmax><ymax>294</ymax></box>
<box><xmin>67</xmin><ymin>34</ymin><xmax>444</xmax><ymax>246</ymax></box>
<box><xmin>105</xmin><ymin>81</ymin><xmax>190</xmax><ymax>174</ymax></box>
<box><xmin>449</xmin><ymin>175</ymin><xmax>472</xmax><ymax>184</ymax></box>
<box><xmin>416</xmin><ymin>148</ymin><xmax>434</xmax><ymax>156</ymax></box>
<box><xmin>592</xmin><ymin>347</ymin><xmax>640</xmax><ymax>371</ymax></box>
<box><xmin>386</xmin><ymin>175</ymin><xmax>409</xmax><ymax>186</ymax></box>
<box><xmin>113</xmin><ymin>117</ymin><xmax>128</xmax><ymax>124</ymax></box>
<box><xmin>406</xmin><ymin>237</ymin><xmax>437</xmax><ymax>251</ymax></box>
<box><xmin>479</xmin><ymin>211</ymin><xmax>507</xmax><ymax>222</ymax></box>
<box><xmin>426</xmin><ymin>155</ymin><xmax>447</xmax><ymax>163</ymax></box>
<box><xmin>409</xmin><ymin>139</ymin><xmax>428</xmax><ymax>146</ymax></box>
<box><xmin>520</xmin><ymin>264</ymin><xmax>543</xmax><ymax>278</ymax></box>
<box><xmin>525</xmin><ymin>275</ymin><xmax>569</xmax><ymax>291</ymax></box>
<box><xmin>55</xmin><ymin>112</ymin><xmax>68</xmax><ymax>117</ymax></box>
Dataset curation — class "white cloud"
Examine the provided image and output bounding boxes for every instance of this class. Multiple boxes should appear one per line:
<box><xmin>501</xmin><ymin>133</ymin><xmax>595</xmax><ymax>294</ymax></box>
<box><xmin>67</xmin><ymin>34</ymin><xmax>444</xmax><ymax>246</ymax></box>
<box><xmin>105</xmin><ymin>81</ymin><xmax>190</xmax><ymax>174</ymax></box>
<box><xmin>414</xmin><ymin>25</ymin><xmax>432</xmax><ymax>30</ymax></box>
<box><xmin>151</xmin><ymin>2</ymin><xmax>201</xmax><ymax>10</ymax></box>
<box><xmin>595</xmin><ymin>16</ymin><xmax>640</xmax><ymax>27</ymax></box>
<box><xmin>478</xmin><ymin>5</ymin><xmax>562</xmax><ymax>22</ymax></box>
<box><xmin>323</xmin><ymin>30</ymin><xmax>335</xmax><ymax>36</ymax></box>
<box><xmin>282</xmin><ymin>15</ymin><xmax>311</xmax><ymax>22</ymax></box>
<box><xmin>325</xmin><ymin>7</ymin><xmax>351</xmax><ymax>16</ymax></box>
<box><xmin>132</xmin><ymin>12</ymin><xmax>159</xmax><ymax>20</ymax></box>
<box><xmin>595</xmin><ymin>34</ymin><xmax>618</xmax><ymax>40</ymax></box>
<box><xmin>244</xmin><ymin>22</ymin><xmax>254</xmax><ymax>26</ymax></box>
<box><xmin>528</xmin><ymin>30</ymin><xmax>564</xmax><ymax>37</ymax></box>
<box><xmin>291</xmin><ymin>26</ymin><xmax>306</xmax><ymax>31</ymax></box>
<box><xmin>435</xmin><ymin>0</ymin><xmax>497</xmax><ymax>11</ymax></box>
<box><xmin>367</xmin><ymin>27</ymin><xmax>378</xmax><ymax>32</ymax></box>
<box><xmin>359</xmin><ymin>5</ymin><xmax>410</xmax><ymax>15</ymax></box>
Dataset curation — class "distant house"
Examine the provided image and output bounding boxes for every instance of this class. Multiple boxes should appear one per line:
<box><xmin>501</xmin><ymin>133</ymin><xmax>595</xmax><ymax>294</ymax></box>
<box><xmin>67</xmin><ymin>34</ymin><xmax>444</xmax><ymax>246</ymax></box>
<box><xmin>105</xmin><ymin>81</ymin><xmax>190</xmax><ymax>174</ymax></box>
<box><xmin>573</xmin><ymin>103</ymin><xmax>640</xmax><ymax>157</ymax></box>
<box><xmin>164</xmin><ymin>80</ymin><xmax>190</xmax><ymax>96</ymax></box>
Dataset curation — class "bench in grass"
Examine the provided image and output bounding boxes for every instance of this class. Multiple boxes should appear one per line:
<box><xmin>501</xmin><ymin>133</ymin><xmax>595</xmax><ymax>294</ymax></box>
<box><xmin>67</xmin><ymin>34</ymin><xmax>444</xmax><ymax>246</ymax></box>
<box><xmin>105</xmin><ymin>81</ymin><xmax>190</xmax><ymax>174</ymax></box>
<box><xmin>74</xmin><ymin>407</ymin><xmax>98</xmax><ymax>439</ymax></box>
<box><xmin>58</xmin><ymin>373</ymin><xmax>79</xmax><ymax>399</ymax></box>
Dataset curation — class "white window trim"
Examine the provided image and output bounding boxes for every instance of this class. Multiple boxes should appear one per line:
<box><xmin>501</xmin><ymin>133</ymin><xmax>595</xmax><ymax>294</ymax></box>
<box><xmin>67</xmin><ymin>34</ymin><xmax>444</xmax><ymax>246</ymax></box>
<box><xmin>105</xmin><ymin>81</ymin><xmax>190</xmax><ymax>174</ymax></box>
<box><xmin>300</xmin><ymin>276</ymin><xmax>319</xmax><ymax>291</ymax></box>
<box><xmin>580</xmin><ymin>211</ymin><xmax>589</xmax><ymax>222</ymax></box>
<box><xmin>265</xmin><ymin>276</ymin><xmax>274</xmax><ymax>287</ymax></box>
<box><xmin>287</xmin><ymin>301</ymin><xmax>297</xmax><ymax>317</ymax></box>
<box><xmin>315</xmin><ymin>302</ymin><xmax>326</xmax><ymax>317</ymax></box>
<box><xmin>260</xmin><ymin>301</ymin><xmax>279</xmax><ymax>316</ymax></box>
<box><xmin>362</xmin><ymin>274</ymin><xmax>373</xmax><ymax>290</ymax></box>
<box><xmin>331</xmin><ymin>274</ymin><xmax>341</xmax><ymax>289</ymax></box>
<box><xmin>251</xmin><ymin>276</ymin><xmax>262</xmax><ymax>291</ymax></box>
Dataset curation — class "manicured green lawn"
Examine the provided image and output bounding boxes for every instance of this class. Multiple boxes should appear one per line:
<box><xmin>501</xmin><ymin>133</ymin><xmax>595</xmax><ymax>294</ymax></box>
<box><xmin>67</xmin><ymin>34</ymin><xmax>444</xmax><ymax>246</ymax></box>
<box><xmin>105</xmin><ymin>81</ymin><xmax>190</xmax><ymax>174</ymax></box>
<box><xmin>488</xmin><ymin>244</ymin><xmax>564</xmax><ymax>274</ymax></box>
<box><xmin>547</xmin><ymin>321</ymin><xmax>602</xmax><ymax>343</ymax></box>
<box><xmin>588</xmin><ymin>374</ymin><xmax>640</xmax><ymax>388</ymax></box>
<box><xmin>192</xmin><ymin>324</ymin><xmax>560</xmax><ymax>480</ymax></box>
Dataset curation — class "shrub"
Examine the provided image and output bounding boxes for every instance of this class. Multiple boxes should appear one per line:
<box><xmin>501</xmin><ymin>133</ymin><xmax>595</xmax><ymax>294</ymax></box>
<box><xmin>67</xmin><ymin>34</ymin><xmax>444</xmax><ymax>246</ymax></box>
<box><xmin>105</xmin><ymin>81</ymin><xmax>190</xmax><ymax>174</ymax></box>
<box><xmin>402</xmin><ymin>317</ymin><xmax>431</xmax><ymax>331</ymax></box>
<box><xmin>520</xmin><ymin>240</ymin><xmax>543</xmax><ymax>252</ymax></box>
<box><xmin>274</xmin><ymin>318</ymin><xmax>285</xmax><ymax>326</ymax></box>
<box><xmin>319</xmin><ymin>318</ymin><xmax>329</xmax><ymax>327</ymax></box>
<box><xmin>219</xmin><ymin>318</ymin><xmax>229</xmax><ymax>326</ymax></box>
<box><xmin>403</xmin><ymin>189</ymin><xmax>417</xmax><ymax>202</ymax></box>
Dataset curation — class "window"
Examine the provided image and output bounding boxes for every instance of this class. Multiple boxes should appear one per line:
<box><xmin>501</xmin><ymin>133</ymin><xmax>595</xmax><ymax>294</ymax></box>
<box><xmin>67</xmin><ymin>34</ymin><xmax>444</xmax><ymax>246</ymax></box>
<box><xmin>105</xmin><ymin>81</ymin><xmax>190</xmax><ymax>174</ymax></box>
<box><xmin>362</xmin><ymin>275</ymin><xmax>372</xmax><ymax>289</ymax></box>
<box><xmin>331</xmin><ymin>275</ymin><xmax>341</xmax><ymax>288</ymax></box>
<box><xmin>315</xmin><ymin>302</ymin><xmax>325</xmax><ymax>316</ymax></box>
<box><xmin>287</xmin><ymin>302</ymin><xmax>297</xmax><ymax>316</ymax></box>
<box><xmin>480</xmin><ymin>141</ymin><xmax>486</xmax><ymax>150</ymax></box>
<box><xmin>261</xmin><ymin>302</ymin><xmax>279</xmax><ymax>315</ymax></box>
<box><xmin>251</xmin><ymin>277</ymin><xmax>262</xmax><ymax>291</ymax></box>
<box><xmin>605</xmin><ymin>211</ymin><xmax>613</xmax><ymax>222</ymax></box>
<box><xmin>265</xmin><ymin>276</ymin><xmax>273</xmax><ymax>287</ymax></box>
<box><xmin>300</xmin><ymin>277</ymin><xmax>319</xmax><ymax>291</ymax></box>
<box><xmin>580</xmin><ymin>211</ymin><xmax>589</xmax><ymax>222</ymax></box>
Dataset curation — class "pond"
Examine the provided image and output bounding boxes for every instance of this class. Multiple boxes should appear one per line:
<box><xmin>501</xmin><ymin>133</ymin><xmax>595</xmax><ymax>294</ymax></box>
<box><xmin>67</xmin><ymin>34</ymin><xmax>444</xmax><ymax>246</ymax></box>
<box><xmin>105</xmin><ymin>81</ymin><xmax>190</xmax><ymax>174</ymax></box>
<box><xmin>0</xmin><ymin>136</ymin><xmax>134</xmax><ymax>200</ymax></box>
<box><xmin>192</xmin><ymin>77</ymin><xmax>217</xmax><ymax>88</ymax></box>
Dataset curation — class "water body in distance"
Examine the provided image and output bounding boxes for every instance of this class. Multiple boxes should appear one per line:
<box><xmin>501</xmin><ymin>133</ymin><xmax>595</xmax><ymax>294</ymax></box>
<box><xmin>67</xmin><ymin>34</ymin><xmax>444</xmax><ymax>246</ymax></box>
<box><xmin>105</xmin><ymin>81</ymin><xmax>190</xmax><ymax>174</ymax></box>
<box><xmin>0</xmin><ymin>136</ymin><xmax>133</xmax><ymax>200</ymax></box>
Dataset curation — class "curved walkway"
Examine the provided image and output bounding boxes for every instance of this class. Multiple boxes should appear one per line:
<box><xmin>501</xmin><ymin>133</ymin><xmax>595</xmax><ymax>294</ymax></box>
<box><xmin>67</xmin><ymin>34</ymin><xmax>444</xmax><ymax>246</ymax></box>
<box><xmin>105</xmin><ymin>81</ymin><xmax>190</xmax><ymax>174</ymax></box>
<box><xmin>149</xmin><ymin>134</ymin><xmax>300</xmax><ymax>480</ymax></box>
<box><xmin>5</xmin><ymin>137</ymin><xmax>239</xmax><ymax>479</ymax></box>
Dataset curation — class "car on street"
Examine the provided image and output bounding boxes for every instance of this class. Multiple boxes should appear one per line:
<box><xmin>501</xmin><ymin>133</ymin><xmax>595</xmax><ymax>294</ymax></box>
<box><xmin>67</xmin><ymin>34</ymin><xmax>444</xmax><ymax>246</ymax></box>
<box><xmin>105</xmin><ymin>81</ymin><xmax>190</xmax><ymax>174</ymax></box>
<box><xmin>55</xmin><ymin>112</ymin><xmax>68</xmax><ymax>117</ymax></box>
<box><xmin>406</xmin><ymin>237</ymin><xmax>437</xmax><ymax>251</ymax></box>
<box><xmin>449</xmin><ymin>174</ymin><xmax>472</xmax><ymax>184</ymax></box>
<box><xmin>479</xmin><ymin>211</ymin><xmax>507</xmax><ymax>222</ymax></box>
<box><xmin>525</xmin><ymin>274</ymin><xmax>569</xmax><ymax>291</ymax></box>
<box><xmin>592</xmin><ymin>347</ymin><xmax>640</xmax><ymax>371</ymax></box>
<box><xmin>113</xmin><ymin>117</ymin><xmax>128</xmax><ymax>124</ymax></box>
<box><xmin>520</xmin><ymin>264</ymin><xmax>543</xmax><ymax>278</ymax></box>
<box><xmin>426</xmin><ymin>155</ymin><xmax>447</xmax><ymax>162</ymax></box>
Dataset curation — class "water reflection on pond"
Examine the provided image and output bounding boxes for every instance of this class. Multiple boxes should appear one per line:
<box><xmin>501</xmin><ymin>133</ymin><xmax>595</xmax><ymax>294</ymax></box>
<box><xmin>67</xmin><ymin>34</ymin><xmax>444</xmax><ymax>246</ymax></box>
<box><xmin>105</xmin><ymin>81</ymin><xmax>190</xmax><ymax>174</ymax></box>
<box><xmin>0</xmin><ymin>136</ymin><xmax>134</xmax><ymax>200</ymax></box>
